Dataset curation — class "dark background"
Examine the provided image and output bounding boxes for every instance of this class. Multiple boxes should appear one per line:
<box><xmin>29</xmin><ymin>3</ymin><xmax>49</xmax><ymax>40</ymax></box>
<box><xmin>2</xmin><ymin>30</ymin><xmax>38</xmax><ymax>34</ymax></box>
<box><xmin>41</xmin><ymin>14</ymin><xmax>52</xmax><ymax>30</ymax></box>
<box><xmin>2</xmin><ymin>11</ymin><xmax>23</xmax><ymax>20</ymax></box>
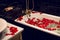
<box><xmin>0</xmin><ymin>0</ymin><xmax>60</xmax><ymax>16</ymax></box>
<box><xmin>0</xmin><ymin>0</ymin><xmax>60</xmax><ymax>40</ymax></box>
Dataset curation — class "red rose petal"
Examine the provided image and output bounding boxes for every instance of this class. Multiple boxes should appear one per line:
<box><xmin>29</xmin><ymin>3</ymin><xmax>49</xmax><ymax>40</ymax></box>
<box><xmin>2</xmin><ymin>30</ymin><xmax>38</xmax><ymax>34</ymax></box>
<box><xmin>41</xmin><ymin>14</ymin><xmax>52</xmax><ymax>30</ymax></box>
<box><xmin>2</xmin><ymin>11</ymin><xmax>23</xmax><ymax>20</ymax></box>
<box><xmin>18</xmin><ymin>16</ymin><xmax>23</xmax><ymax>21</ymax></box>
<box><xmin>57</xmin><ymin>25</ymin><xmax>60</xmax><ymax>28</ymax></box>
<box><xmin>46</xmin><ymin>28</ymin><xmax>56</xmax><ymax>31</ymax></box>
<box><xmin>25</xmin><ymin>17</ymin><xmax>58</xmax><ymax>31</ymax></box>
<box><xmin>6</xmin><ymin>26</ymin><xmax>18</xmax><ymax>36</ymax></box>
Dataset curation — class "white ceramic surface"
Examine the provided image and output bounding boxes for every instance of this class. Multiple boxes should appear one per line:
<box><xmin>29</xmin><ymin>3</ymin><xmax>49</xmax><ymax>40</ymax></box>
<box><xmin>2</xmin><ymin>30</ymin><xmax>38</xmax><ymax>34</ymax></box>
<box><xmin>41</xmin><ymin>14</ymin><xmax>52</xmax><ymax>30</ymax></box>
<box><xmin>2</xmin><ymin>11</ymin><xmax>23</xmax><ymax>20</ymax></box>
<box><xmin>2</xmin><ymin>23</ymin><xmax>24</xmax><ymax>40</ymax></box>
<box><xmin>0</xmin><ymin>18</ymin><xmax>7</xmax><ymax>32</ymax></box>
<box><xmin>15</xmin><ymin>12</ymin><xmax>60</xmax><ymax>36</ymax></box>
